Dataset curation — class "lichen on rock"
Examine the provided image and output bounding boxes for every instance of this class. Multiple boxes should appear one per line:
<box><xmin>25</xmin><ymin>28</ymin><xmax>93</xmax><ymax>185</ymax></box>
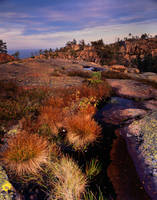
<box><xmin>0</xmin><ymin>166</ymin><xmax>16</xmax><ymax>200</ymax></box>
<box><xmin>120</xmin><ymin>111</ymin><xmax>157</xmax><ymax>200</ymax></box>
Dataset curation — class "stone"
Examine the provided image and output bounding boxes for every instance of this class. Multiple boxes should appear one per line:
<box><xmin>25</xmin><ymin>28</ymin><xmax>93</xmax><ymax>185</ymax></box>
<box><xmin>110</xmin><ymin>65</ymin><xmax>126</xmax><ymax>72</ymax></box>
<box><xmin>126</xmin><ymin>68</ymin><xmax>140</xmax><ymax>74</ymax></box>
<box><xmin>103</xmin><ymin>108</ymin><xmax>146</xmax><ymax>125</ymax></box>
<box><xmin>98</xmin><ymin>97</ymin><xmax>147</xmax><ymax>125</ymax></box>
<box><xmin>0</xmin><ymin>166</ymin><xmax>16</xmax><ymax>200</ymax></box>
<box><xmin>120</xmin><ymin>112</ymin><xmax>157</xmax><ymax>200</ymax></box>
<box><xmin>107</xmin><ymin>79</ymin><xmax>157</xmax><ymax>99</ymax></box>
<box><xmin>142</xmin><ymin>100</ymin><xmax>157</xmax><ymax>111</ymax></box>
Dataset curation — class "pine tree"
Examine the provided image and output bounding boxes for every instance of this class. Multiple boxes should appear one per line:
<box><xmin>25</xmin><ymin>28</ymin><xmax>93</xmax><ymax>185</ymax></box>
<box><xmin>0</xmin><ymin>40</ymin><xmax>7</xmax><ymax>54</ymax></box>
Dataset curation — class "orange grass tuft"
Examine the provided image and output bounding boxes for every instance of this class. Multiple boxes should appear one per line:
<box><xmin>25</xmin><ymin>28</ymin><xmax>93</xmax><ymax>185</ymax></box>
<box><xmin>0</xmin><ymin>131</ymin><xmax>48</xmax><ymax>175</ymax></box>
<box><xmin>65</xmin><ymin>112</ymin><xmax>102</xmax><ymax>150</ymax></box>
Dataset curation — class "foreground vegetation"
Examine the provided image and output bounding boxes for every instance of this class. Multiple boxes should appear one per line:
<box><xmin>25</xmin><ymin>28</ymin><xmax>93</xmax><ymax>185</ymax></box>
<box><xmin>0</xmin><ymin>73</ymin><xmax>113</xmax><ymax>199</ymax></box>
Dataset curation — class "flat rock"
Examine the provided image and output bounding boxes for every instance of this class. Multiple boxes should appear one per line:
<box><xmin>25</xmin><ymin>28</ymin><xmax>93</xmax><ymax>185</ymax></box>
<box><xmin>107</xmin><ymin>79</ymin><xmax>157</xmax><ymax>99</ymax></box>
<box><xmin>97</xmin><ymin>97</ymin><xmax>147</xmax><ymax>125</ymax></box>
<box><xmin>120</xmin><ymin>112</ymin><xmax>157</xmax><ymax>200</ymax></box>
<box><xmin>103</xmin><ymin>108</ymin><xmax>146</xmax><ymax>125</ymax></box>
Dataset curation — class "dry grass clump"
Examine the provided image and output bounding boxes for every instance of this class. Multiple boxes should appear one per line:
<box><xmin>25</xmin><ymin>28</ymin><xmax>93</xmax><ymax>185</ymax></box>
<box><xmin>76</xmin><ymin>81</ymin><xmax>111</xmax><ymax>101</ymax></box>
<box><xmin>52</xmin><ymin>156</ymin><xmax>87</xmax><ymax>200</ymax></box>
<box><xmin>101</xmin><ymin>70</ymin><xmax>130</xmax><ymax>79</ymax></box>
<box><xmin>65</xmin><ymin>111</ymin><xmax>102</xmax><ymax>150</ymax></box>
<box><xmin>51</xmin><ymin>87</ymin><xmax>78</xmax><ymax>103</ymax></box>
<box><xmin>67</xmin><ymin>70</ymin><xmax>91</xmax><ymax>78</ymax></box>
<box><xmin>38</xmin><ymin>105</ymin><xmax>67</xmax><ymax>136</ymax></box>
<box><xmin>0</xmin><ymin>80</ymin><xmax>50</xmax><ymax>126</ymax></box>
<box><xmin>0</xmin><ymin>131</ymin><xmax>48</xmax><ymax>175</ymax></box>
<box><xmin>79</xmin><ymin>104</ymin><xmax>97</xmax><ymax>117</ymax></box>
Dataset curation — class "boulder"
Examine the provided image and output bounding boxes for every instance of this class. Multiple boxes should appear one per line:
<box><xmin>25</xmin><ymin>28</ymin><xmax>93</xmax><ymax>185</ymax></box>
<box><xmin>101</xmin><ymin>97</ymin><xmax>146</xmax><ymax>125</ymax></box>
<box><xmin>124</xmin><ymin>68</ymin><xmax>140</xmax><ymax>74</ymax></box>
<box><xmin>120</xmin><ymin>112</ymin><xmax>157</xmax><ymax>200</ymax></box>
<box><xmin>110</xmin><ymin>65</ymin><xmax>126</xmax><ymax>72</ymax></box>
<box><xmin>107</xmin><ymin>79</ymin><xmax>157</xmax><ymax>100</ymax></box>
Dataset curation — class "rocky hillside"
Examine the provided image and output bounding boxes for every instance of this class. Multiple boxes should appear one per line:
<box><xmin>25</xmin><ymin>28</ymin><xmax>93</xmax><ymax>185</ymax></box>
<box><xmin>37</xmin><ymin>36</ymin><xmax>157</xmax><ymax>72</ymax></box>
<box><xmin>0</xmin><ymin>53</ymin><xmax>16</xmax><ymax>64</ymax></box>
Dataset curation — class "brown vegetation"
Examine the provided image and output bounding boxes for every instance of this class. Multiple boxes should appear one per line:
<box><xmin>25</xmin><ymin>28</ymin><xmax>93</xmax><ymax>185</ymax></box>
<box><xmin>0</xmin><ymin>53</ymin><xmax>16</xmax><ymax>64</ymax></box>
<box><xmin>101</xmin><ymin>71</ymin><xmax>131</xmax><ymax>79</ymax></box>
<box><xmin>65</xmin><ymin>111</ymin><xmax>102</xmax><ymax>150</ymax></box>
<box><xmin>0</xmin><ymin>131</ymin><xmax>48</xmax><ymax>175</ymax></box>
<box><xmin>67</xmin><ymin>70</ymin><xmax>91</xmax><ymax>78</ymax></box>
<box><xmin>52</xmin><ymin>156</ymin><xmax>87</xmax><ymax>200</ymax></box>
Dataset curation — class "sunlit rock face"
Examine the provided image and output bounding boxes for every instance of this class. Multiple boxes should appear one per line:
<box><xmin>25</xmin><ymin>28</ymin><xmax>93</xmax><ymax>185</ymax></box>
<box><xmin>107</xmin><ymin>79</ymin><xmax>157</xmax><ymax>99</ymax></box>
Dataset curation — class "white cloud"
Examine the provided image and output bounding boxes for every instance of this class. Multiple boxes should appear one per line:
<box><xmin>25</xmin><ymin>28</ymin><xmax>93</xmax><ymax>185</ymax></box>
<box><xmin>1</xmin><ymin>21</ymin><xmax>157</xmax><ymax>50</ymax></box>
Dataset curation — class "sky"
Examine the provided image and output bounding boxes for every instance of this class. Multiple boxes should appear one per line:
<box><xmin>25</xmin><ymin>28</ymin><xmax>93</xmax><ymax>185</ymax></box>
<box><xmin>0</xmin><ymin>0</ymin><xmax>157</xmax><ymax>50</ymax></box>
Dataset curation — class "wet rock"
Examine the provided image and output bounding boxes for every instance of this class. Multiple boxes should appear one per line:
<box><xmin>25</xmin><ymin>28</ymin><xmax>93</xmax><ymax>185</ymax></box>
<box><xmin>0</xmin><ymin>166</ymin><xmax>16</xmax><ymax>200</ymax></box>
<box><xmin>142</xmin><ymin>100</ymin><xmax>157</xmax><ymax>111</ymax></box>
<box><xmin>103</xmin><ymin>108</ymin><xmax>146</xmax><ymax>125</ymax></box>
<box><xmin>120</xmin><ymin>111</ymin><xmax>157</xmax><ymax>200</ymax></box>
<box><xmin>107</xmin><ymin>79</ymin><xmax>157</xmax><ymax>99</ymax></box>
<box><xmin>100</xmin><ymin>97</ymin><xmax>146</xmax><ymax>125</ymax></box>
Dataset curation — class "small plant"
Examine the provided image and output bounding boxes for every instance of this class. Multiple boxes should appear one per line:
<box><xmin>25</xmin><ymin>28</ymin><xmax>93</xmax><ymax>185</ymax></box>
<box><xmin>52</xmin><ymin>156</ymin><xmax>87</xmax><ymax>200</ymax></box>
<box><xmin>65</xmin><ymin>112</ymin><xmax>102</xmax><ymax>151</ymax></box>
<box><xmin>85</xmin><ymin>159</ymin><xmax>102</xmax><ymax>180</ymax></box>
<box><xmin>86</xmin><ymin>72</ymin><xmax>102</xmax><ymax>86</ymax></box>
<box><xmin>84</xmin><ymin>189</ymin><xmax>96</xmax><ymax>200</ymax></box>
<box><xmin>92</xmin><ymin>72</ymin><xmax>102</xmax><ymax>80</ymax></box>
<box><xmin>84</xmin><ymin>188</ymin><xmax>107</xmax><ymax>200</ymax></box>
<box><xmin>0</xmin><ymin>131</ymin><xmax>48</xmax><ymax>175</ymax></box>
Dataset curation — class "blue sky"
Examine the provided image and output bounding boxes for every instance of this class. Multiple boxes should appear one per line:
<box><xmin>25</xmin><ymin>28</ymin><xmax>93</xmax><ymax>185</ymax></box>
<box><xmin>0</xmin><ymin>0</ymin><xmax>157</xmax><ymax>49</ymax></box>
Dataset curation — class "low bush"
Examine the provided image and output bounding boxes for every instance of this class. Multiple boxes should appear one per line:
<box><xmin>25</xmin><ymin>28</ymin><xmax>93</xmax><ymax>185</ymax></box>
<box><xmin>0</xmin><ymin>81</ymin><xmax>50</xmax><ymax>126</ymax></box>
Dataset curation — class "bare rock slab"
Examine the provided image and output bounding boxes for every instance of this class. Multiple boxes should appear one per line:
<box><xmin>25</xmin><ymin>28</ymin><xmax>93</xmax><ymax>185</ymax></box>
<box><xmin>107</xmin><ymin>79</ymin><xmax>157</xmax><ymax>100</ymax></box>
